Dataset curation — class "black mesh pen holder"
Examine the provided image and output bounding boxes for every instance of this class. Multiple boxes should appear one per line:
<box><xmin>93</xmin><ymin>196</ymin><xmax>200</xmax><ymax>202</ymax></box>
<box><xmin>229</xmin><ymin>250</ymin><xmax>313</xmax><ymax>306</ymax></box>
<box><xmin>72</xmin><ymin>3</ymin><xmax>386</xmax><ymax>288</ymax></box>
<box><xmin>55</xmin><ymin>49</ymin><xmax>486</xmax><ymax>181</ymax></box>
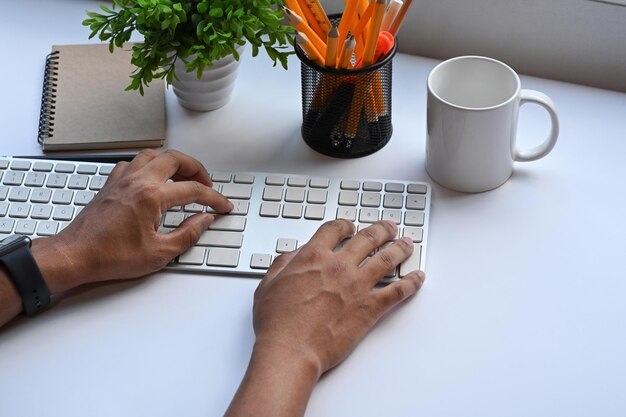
<box><xmin>296</xmin><ymin>17</ymin><xmax>397</xmax><ymax>158</ymax></box>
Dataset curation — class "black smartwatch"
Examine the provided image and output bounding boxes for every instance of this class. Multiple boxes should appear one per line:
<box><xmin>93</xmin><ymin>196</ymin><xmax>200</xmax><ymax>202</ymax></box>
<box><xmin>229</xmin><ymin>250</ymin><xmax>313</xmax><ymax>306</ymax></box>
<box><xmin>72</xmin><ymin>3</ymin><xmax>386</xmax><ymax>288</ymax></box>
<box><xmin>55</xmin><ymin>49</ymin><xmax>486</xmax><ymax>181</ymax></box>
<box><xmin>0</xmin><ymin>235</ymin><xmax>51</xmax><ymax>316</ymax></box>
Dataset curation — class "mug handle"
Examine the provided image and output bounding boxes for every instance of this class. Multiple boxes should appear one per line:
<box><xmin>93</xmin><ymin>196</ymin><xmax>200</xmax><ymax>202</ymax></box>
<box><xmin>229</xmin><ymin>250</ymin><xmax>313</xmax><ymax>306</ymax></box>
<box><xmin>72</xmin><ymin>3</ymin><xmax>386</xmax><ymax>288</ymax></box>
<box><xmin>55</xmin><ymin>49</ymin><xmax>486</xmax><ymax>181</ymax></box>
<box><xmin>514</xmin><ymin>89</ymin><xmax>560</xmax><ymax>162</ymax></box>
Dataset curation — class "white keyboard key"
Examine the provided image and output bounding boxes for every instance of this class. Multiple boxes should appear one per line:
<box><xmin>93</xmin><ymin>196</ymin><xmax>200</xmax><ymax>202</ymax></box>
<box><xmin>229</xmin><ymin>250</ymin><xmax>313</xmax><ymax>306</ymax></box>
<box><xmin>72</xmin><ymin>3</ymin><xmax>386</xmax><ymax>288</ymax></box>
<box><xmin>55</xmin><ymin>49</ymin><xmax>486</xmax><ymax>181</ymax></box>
<box><xmin>385</xmin><ymin>183</ymin><xmax>405</xmax><ymax>193</ymax></box>
<box><xmin>211</xmin><ymin>173</ymin><xmax>232</xmax><ymax>182</ymax></box>
<box><xmin>234</xmin><ymin>174</ymin><xmax>254</xmax><ymax>184</ymax></box>
<box><xmin>407</xmin><ymin>183</ymin><xmax>428</xmax><ymax>194</ymax></box>
<box><xmin>265</xmin><ymin>175</ymin><xmax>285</xmax><ymax>186</ymax></box>
<box><xmin>231</xmin><ymin>200</ymin><xmax>249</xmax><ymax>215</ymax></box>
<box><xmin>178</xmin><ymin>247</ymin><xmax>206</xmax><ymax>265</ymax></box>
<box><xmin>402</xmin><ymin>227</ymin><xmax>424</xmax><ymax>242</ymax></box>
<box><xmin>68</xmin><ymin>175</ymin><xmax>89</xmax><ymax>190</ymax></box>
<box><xmin>10</xmin><ymin>160</ymin><xmax>31</xmax><ymax>170</ymax></box>
<box><xmin>338</xmin><ymin>191</ymin><xmax>359</xmax><ymax>206</ymax></box>
<box><xmin>99</xmin><ymin>165</ymin><xmax>114</xmax><ymax>176</ymax></box>
<box><xmin>406</xmin><ymin>195</ymin><xmax>426</xmax><ymax>210</ymax></box>
<box><xmin>77</xmin><ymin>164</ymin><xmax>98</xmax><ymax>175</ymax></box>
<box><xmin>0</xmin><ymin>186</ymin><xmax>8</xmax><ymax>200</ymax></box>
<box><xmin>307</xmin><ymin>189</ymin><xmax>327</xmax><ymax>204</ymax></box>
<box><xmin>383</xmin><ymin>194</ymin><xmax>403</xmax><ymax>209</ymax></box>
<box><xmin>15</xmin><ymin>220</ymin><xmax>36</xmax><ymax>235</ymax></box>
<box><xmin>9</xmin><ymin>203</ymin><xmax>31</xmax><ymax>218</ymax></box>
<box><xmin>197</xmin><ymin>231</ymin><xmax>243</xmax><ymax>248</ymax></box>
<box><xmin>361</xmin><ymin>192</ymin><xmax>381</xmax><ymax>207</ymax></box>
<box><xmin>309</xmin><ymin>178</ymin><xmax>329</xmax><ymax>188</ymax></box>
<box><xmin>336</xmin><ymin>207</ymin><xmax>357</xmax><ymax>221</ymax></box>
<box><xmin>89</xmin><ymin>176</ymin><xmax>107</xmax><ymax>191</ymax></box>
<box><xmin>0</xmin><ymin>202</ymin><xmax>8</xmax><ymax>217</ymax></box>
<box><xmin>285</xmin><ymin>188</ymin><xmax>306</xmax><ymax>203</ymax></box>
<box><xmin>0</xmin><ymin>218</ymin><xmax>15</xmax><ymax>233</ymax></box>
<box><xmin>0</xmin><ymin>160</ymin><xmax>8</xmax><ymax>169</ymax></box>
<box><xmin>287</xmin><ymin>177</ymin><xmax>308</xmax><ymax>187</ymax></box>
<box><xmin>359</xmin><ymin>208</ymin><xmax>379</xmax><ymax>223</ymax></box>
<box><xmin>31</xmin><ymin>205</ymin><xmax>53</xmax><ymax>220</ymax></box>
<box><xmin>52</xmin><ymin>190</ymin><xmax>74</xmax><ymax>205</ymax></box>
<box><xmin>9</xmin><ymin>187</ymin><xmax>30</xmax><ymax>202</ymax></box>
<box><xmin>260</xmin><ymin>202</ymin><xmax>281</xmax><ymax>217</ymax></box>
<box><xmin>3</xmin><ymin>171</ymin><xmax>25</xmax><ymax>186</ymax></box>
<box><xmin>30</xmin><ymin>188</ymin><xmax>52</xmax><ymax>203</ymax></box>
<box><xmin>221</xmin><ymin>183</ymin><xmax>253</xmax><ymax>199</ymax></box>
<box><xmin>37</xmin><ymin>221</ymin><xmax>59</xmax><ymax>236</ymax></box>
<box><xmin>282</xmin><ymin>203</ymin><xmax>303</xmax><ymax>219</ymax></box>
<box><xmin>276</xmin><ymin>238</ymin><xmax>298</xmax><ymax>253</ymax></box>
<box><xmin>340</xmin><ymin>180</ymin><xmax>360</xmax><ymax>190</ymax></box>
<box><xmin>164</xmin><ymin>212</ymin><xmax>186</xmax><ymax>227</ymax></box>
<box><xmin>74</xmin><ymin>191</ymin><xmax>96</xmax><ymax>206</ymax></box>
<box><xmin>304</xmin><ymin>205</ymin><xmax>325</xmax><ymax>220</ymax></box>
<box><xmin>55</xmin><ymin>163</ymin><xmax>76</xmax><ymax>173</ymax></box>
<box><xmin>33</xmin><ymin>162</ymin><xmax>53</xmax><ymax>172</ymax></box>
<box><xmin>52</xmin><ymin>206</ymin><xmax>74</xmax><ymax>221</ymax></box>
<box><xmin>207</xmin><ymin>248</ymin><xmax>240</xmax><ymax>267</ymax></box>
<box><xmin>24</xmin><ymin>172</ymin><xmax>46</xmax><ymax>187</ymax></box>
<box><xmin>404</xmin><ymin>210</ymin><xmax>425</xmax><ymax>226</ymax></box>
<box><xmin>184</xmin><ymin>203</ymin><xmax>204</xmax><ymax>213</ymax></box>
<box><xmin>363</xmin><ymin>181</ymin><xmax>382</xmax><ymax>191</ymax></box>
<box><xmin>399</xmin><ymin>244</ymin><xmax>422</xmax><ymax>277</ymax></box>
<box><xmin>46</xmin><ymin>173</ymin><xmax>68</xmax><ymax>188</ymax></box>
<box><xmin>382</xmin><ymin>209</ymin><xmax>402</xmax><ymax>224</ymax></box>
<box><xmin>209</xmin><ymin>215</ymin><xmax>246</xmax><ymax>231</ymax></box>
<box><xmin>263</xmin><ymin>186</ymin><xmax>283</xmax><ymax>201</ymax></box>
<box><xmin>250</xmin><ymin>253</ymin><xmax>272</xmax><ymax>269</ymax></box>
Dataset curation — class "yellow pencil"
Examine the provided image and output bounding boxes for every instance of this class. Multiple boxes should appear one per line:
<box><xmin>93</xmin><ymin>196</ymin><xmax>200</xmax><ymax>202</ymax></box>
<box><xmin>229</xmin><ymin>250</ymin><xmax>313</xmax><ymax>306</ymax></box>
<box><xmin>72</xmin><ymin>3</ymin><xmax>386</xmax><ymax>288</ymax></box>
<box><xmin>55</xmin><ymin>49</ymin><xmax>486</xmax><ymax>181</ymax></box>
<box><xmin>325</xmin><ymin>25</ymin><xmax>339</xmax><ymax>68</ymax></box>
<box><xmin>356</xmin><ymin>0</ymin><xmax>371</xmax><ymax>59</ymax></box>
<box><xmin>350</xmin><ymin>0</ymin><xmax>376</xmax><ymax>62</ymax></box>
<box><xmin>361</xmin><ymin>0</ymin><xmax>386</xmax><ymax>67</ymax></box>
<box><xmin>296</xmin><ymin>0</ymin><xmax>326</xmax><ymax>40</ymax></box>
<box><xmin>388</xmin><ymin>0</ymin><xmax>413</xmax><ymax>36</ymax></box>
<box><xmin>285</xmin><ymin>0</ymin><xmax>307</xmax><ymax>21</ymax></box>
<box><xmin>296</xmin><ymin>32</ymin><xmax>325</xmax><ymax>66</ymax></box>
<box><xmin>283</xmin><ymin>7</ymin><xmax>326</xmax><ymax>58</ymax></box>
<box><xmin>338</xmin><ymin>35</ymin><xmax>356</xmax><ymax>69</ymax></box>
<box><xmin>303</xmin><ymin>0</ymin><xmax>333</xmax><ymax>35</ymax></box>
<box><xmin>337</xmin><ymin>0</ymin><xmax>360</xmax><ymax>60</ymax></box>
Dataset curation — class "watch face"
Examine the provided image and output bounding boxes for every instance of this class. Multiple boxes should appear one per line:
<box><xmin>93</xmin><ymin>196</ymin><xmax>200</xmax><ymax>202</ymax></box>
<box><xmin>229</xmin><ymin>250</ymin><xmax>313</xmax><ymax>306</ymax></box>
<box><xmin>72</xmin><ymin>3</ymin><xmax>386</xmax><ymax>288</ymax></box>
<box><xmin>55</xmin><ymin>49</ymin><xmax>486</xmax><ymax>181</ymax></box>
<box><xmin>0</xmin><ymin>235</ymin><xmax>30</xmax><ymax>256</ymax></box>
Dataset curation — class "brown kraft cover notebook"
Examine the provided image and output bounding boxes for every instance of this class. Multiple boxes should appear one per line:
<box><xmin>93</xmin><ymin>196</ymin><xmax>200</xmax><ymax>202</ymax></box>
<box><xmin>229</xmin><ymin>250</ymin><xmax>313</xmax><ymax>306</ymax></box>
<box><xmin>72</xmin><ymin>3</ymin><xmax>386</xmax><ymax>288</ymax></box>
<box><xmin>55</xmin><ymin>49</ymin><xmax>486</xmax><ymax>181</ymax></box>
<box><xmin>38</xmin><ymin>43</ymin><xmax>165</xmax><ymax>151</ymax></box>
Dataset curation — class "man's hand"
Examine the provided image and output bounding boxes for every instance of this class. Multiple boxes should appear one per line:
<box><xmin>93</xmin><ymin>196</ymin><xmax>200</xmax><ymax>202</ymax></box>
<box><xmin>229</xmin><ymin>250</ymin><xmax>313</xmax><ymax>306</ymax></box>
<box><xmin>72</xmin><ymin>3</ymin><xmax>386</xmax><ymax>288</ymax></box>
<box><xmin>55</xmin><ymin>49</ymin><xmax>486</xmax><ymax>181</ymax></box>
<box><xmin>225</xmin><ymin>219</ymin><xmax>425</xmax><ymax>417</ymax></box>
<box><xmin>32</xmin><ymin>149</ymin><xmax>233</xmax><ymax>293</ymax></box>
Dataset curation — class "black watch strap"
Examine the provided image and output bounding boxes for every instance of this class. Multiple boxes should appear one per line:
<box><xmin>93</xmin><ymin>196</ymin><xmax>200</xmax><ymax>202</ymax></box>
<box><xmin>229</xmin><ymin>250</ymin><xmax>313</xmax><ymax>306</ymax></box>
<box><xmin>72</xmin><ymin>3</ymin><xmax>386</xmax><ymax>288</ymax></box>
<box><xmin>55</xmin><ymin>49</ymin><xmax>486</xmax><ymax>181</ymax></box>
<box><xmin>0</xmin><ymin>235</ymin><xmax>51</xmax><ymax>316</ymax></box>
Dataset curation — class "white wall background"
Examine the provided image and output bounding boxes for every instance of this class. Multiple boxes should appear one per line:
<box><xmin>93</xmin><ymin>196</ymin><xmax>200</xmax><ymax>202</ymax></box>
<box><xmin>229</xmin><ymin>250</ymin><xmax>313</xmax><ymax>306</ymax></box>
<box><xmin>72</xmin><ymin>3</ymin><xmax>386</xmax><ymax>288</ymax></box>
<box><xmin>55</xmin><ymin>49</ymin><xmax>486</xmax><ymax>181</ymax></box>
<box><xmin>322</xmin><ymin>0</ymin><xmax>626</xmax><ymax>92</ymax></box>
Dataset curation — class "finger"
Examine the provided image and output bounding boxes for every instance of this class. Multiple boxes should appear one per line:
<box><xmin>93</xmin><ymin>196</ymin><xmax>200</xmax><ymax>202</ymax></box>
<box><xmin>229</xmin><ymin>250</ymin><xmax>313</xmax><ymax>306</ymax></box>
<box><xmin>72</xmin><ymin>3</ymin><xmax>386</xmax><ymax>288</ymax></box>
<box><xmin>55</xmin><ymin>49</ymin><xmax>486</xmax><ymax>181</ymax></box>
<box><xmin>263</xmin><ymin>250</ymin><xmax>299</xmax><ymax>281</ymax></box>
<box><xmin>340</xmin><ymin>220</ymin><xmax>397</xmax><ymax>261</ymax></box>
<box><xmin>306</xmin><ymin>219</ymin><xmax>356</xmax><ymax>251</ymax></box>
<box><xmin>106</xmin><ymin>161</ymin><xmax>130</xmax><ymax>183</ymax></box>
<box><xmin>161</xmin><ymin>181</ymin><xmax>233</xmax><ymax>213</ymax></box>
<box><xmin>139</xmin><ymin>150</ymin><xmax>212</xmax><ymax>186</ymax></box>
<box><xmin>159</xmin><ymin>212</ymin><xmax>215</xmax><ymax>254</ymax></box>
<box><xmin>372</xmin><ymin>271</ymin><xmax>425</xmax><ymax>316</ymax></box>
<box><xmin>360</xmin><ymin>237</ymin><xmax>414</xmax><ymax>287</ymax></box>
<box><xmin>123</xmin><ymin>149</ymin><xmax>160</xmax><ymax>175</ymax></box>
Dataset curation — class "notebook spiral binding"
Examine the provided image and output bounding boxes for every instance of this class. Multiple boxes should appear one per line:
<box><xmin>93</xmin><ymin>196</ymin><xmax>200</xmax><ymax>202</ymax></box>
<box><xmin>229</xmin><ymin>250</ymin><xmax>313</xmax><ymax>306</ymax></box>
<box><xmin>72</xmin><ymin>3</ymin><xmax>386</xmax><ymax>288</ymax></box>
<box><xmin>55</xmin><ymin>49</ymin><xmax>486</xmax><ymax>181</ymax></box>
<box><xmin>37</xmin><ymin>50</ymin><xmax>60</xmax><ymax>145</ymax></box>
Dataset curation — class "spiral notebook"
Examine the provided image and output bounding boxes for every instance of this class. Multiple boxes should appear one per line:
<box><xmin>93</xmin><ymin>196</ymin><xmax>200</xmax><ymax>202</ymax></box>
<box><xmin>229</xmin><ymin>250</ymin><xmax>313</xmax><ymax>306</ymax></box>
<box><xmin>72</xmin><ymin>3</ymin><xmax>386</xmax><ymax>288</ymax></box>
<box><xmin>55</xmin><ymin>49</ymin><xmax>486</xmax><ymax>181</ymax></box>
<box><xmin>38</xmin><ymin>43</ymin><xmax>165</xmax><ymax>151</ymax></box>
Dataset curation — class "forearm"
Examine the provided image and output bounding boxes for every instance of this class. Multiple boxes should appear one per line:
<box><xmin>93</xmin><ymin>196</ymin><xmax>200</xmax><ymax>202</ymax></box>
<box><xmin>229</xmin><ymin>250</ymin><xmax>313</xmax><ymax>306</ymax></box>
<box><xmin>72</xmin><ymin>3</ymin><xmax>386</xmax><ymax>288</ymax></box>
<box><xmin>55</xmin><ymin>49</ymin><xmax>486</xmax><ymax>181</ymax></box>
<box><xmin>224</xmin><ymin>341</ymin><xmax>321</xmax><ymax>417</ymax></box>
<box><xmin>0</xmin><ymin>236</ymin><xmax>85</xmax><ymax>327</ymax></box>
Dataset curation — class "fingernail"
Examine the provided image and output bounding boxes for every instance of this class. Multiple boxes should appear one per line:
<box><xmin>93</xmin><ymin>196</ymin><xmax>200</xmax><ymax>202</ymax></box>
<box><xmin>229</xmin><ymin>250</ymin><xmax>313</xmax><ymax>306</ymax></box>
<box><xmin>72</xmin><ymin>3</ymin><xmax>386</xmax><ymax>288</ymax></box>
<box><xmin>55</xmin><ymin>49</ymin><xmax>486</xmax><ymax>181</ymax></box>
<box><xmin>416</xmin><ymin>271</ymin><xmax>426</xmax><ymax>282</ymax></box>
<box><xmin>401</xmin><ymin>236</ymin><xmax>413</xmax><ymax>247</ymax></box>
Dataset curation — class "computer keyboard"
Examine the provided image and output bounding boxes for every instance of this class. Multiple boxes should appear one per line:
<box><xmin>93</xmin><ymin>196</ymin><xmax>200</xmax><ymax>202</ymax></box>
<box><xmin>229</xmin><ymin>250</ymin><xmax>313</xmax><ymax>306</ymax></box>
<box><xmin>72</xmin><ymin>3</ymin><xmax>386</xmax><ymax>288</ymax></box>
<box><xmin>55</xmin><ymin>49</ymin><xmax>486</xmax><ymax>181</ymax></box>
<box><xmin>0</xmin><ymin>156</ymin><xmax>431</xmax><ymax>281</ymax></box>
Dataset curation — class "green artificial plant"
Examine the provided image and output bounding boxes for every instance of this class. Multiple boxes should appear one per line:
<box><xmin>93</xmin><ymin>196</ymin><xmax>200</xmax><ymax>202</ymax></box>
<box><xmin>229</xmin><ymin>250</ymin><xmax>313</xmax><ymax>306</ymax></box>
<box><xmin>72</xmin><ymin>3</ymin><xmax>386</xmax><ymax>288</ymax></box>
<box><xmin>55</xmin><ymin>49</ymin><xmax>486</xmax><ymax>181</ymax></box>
<box><xmin>83</xmin><ymin>0</ymin><xmax>294</xmax><ymax>94</ymax></box>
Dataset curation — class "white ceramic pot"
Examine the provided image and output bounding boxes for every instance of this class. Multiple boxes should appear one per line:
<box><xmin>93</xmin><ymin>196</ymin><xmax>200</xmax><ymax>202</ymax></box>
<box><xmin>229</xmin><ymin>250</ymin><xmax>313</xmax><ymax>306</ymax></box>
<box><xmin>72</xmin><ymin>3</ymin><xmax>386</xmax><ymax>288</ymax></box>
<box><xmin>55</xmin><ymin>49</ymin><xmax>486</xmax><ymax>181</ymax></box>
<box><xmin>172</xmin><ymin>45</ymin><xmax>244</xmax><ymax>111</ymax></box>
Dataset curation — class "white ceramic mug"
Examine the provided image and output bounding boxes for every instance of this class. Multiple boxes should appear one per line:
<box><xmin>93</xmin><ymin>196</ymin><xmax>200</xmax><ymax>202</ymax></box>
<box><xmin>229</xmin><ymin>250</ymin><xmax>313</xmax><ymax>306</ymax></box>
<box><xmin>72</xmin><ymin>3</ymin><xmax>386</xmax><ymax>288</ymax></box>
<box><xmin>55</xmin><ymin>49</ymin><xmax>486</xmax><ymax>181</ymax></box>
<box><xmin>426</xmin><ymin>56</ymin><xmax>559</xmax><ymax>192</ymax></box>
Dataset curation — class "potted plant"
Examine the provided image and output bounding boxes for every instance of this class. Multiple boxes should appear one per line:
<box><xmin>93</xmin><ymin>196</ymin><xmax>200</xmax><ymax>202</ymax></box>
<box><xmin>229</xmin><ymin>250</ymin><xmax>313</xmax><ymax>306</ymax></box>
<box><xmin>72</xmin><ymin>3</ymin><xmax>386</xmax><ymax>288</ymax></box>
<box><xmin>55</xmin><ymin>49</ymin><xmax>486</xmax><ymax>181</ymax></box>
<box><xmin>84</xmin><ymin>0</ymin><xmax>294</xmax><ymax>110</ymax></box>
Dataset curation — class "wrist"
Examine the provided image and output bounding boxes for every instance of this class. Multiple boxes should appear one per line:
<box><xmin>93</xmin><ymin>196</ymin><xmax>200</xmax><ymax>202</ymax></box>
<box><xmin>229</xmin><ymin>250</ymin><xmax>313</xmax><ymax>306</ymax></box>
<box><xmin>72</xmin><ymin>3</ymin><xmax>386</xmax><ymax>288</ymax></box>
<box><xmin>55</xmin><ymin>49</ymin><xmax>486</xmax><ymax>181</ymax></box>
<box><xmin>252</xmin><ymin>336</ymin><xmax>323</xmax><ymax>382</ymax></box>
<box><xmin>30</xmin><ymin>236</ymin><xmax>88</xmax><ymax>294</ymax></box>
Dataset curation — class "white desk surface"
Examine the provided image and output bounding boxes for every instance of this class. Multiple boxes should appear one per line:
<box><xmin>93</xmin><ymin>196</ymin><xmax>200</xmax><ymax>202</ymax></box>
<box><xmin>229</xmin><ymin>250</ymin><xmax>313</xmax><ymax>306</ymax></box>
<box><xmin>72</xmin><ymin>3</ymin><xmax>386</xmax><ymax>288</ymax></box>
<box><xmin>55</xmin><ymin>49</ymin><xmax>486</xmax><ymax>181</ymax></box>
<box><xmin>2</xmin><ymin>2</ymin><xmax>626</xmax><ymax>417</ymax></box>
